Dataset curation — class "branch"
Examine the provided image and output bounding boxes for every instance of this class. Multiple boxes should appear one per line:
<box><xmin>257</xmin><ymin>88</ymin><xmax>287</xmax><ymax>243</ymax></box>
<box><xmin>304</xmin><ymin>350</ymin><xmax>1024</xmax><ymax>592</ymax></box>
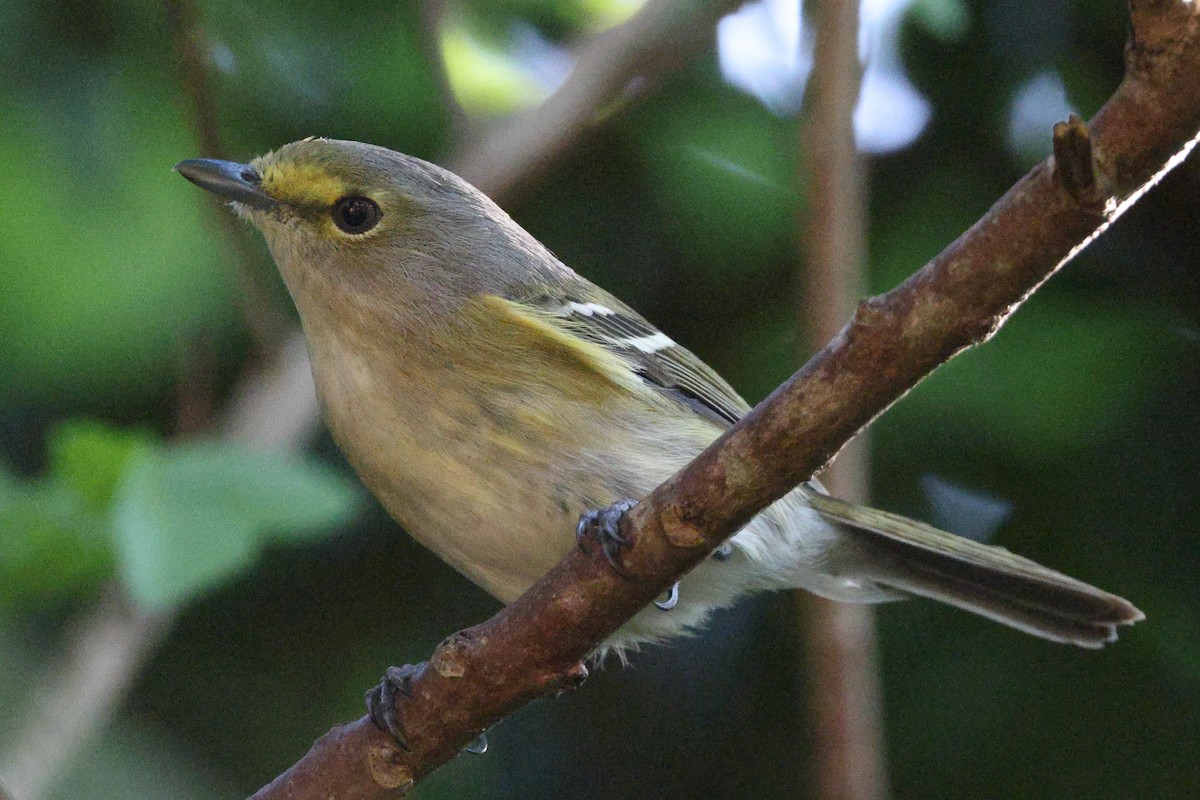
<box><xmin>248</xmin><ymin>2</ymin><xmax>1200</xmax><ymax>797</ymax></box>
<box><xmin>796</xmin><ymin>0</ymin><xmax>889</xmax><ymax>797</ymax></box>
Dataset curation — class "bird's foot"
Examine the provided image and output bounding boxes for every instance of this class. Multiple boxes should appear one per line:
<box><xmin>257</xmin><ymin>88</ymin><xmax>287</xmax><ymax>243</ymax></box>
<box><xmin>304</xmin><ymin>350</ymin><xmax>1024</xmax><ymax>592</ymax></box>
<box><xmin>576</xmin><ymin>499</ymin><xmax>637</xmax><ymax>576</ymax></box>
<box><xmin>366</xmin><ymin>663</ymin><xmax>423</xmax><ymax>750</ymax></box>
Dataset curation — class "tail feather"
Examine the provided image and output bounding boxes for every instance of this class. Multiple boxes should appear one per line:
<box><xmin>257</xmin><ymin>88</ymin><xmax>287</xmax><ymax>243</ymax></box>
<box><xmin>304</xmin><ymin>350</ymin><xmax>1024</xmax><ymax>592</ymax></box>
<box><xmin>856</xmin><ymin>539</ymin><xmax>1133</xmax><ymax>648</ymax></box>
<box><xmin>802</xmin><ymin>487</ymin><xmax>1144</xmax><ymax>647</ymax></box>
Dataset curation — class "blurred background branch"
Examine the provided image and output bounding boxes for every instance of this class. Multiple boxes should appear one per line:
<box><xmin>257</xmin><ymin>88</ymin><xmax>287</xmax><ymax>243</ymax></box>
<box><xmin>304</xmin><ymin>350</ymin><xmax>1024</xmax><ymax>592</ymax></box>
<box><xmin>0</xmin><ymin>591</ymin><xmax>170</xmax><ymax>800</ymax></box>
<box><xmin>797</xmin><ymin>0</ymin><xmax>888</xmax><ymax>798</ymax></box>
<box><xmin>452</xmin><ymin>0</ymin><xmax>747</xmax><ymax>200</ymax></box>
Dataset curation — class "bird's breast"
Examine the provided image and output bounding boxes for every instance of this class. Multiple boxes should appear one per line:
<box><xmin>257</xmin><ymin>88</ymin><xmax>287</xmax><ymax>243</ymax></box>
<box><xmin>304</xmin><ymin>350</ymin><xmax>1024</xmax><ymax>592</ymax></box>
<box><xmin>306</xmin><ymin>327</ymin><xmax>638</xmax><ymax>602</ymax></box>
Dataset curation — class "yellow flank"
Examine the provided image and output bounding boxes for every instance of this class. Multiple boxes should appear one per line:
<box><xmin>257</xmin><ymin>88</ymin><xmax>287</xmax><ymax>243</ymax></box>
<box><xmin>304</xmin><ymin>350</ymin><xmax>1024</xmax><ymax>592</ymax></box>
<box><xmin>254</xmin><ymin>158</ymin><xmax>347</xmax><ymax>208</ymax></box>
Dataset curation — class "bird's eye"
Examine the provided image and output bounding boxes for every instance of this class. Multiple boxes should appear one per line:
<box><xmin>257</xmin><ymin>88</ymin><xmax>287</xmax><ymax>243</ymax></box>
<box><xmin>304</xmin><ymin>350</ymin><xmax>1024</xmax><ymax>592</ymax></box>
<box><xmin>332</xmin><ymin>196</ymin><xmax>382</xmax><ymax>234</ymax></box>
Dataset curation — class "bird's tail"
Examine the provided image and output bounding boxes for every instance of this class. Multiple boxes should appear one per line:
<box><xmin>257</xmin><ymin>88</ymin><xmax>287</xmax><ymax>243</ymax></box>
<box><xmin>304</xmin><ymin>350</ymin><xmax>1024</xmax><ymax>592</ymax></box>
<box><xmin>802</xmin><ymin>487</ymin><xmax>1144</xmax><ymax>647</ymax></box>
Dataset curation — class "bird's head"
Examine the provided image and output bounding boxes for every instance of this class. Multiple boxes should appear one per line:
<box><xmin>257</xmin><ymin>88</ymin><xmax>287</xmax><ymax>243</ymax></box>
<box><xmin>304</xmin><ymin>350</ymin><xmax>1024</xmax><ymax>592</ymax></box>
<box><xmin>175</xmin><ymin>138</ymin><xmax>562</xmax><ymax>323</ymax></box>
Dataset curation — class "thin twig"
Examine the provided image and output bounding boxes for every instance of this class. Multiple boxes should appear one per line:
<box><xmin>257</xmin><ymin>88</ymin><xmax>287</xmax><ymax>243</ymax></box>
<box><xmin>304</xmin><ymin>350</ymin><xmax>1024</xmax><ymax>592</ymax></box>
<box><xmin>174</xmin><ymin>331</ymin><xmax>220</xmax><ymax>437</ymax></box>
<box><xmin>248</xmin><ymin>3</ymin><xmax>1200</xmax><ymax>796</ymax></box>
<box><xmin>797</xmin><ymin>0</ymin><xmax>889</xmax><ymax>797</ymax></box>
<box><xmin>451</xmin><ymin>0</ymin><xmax>747</xmax><ymax>199</ymax></box>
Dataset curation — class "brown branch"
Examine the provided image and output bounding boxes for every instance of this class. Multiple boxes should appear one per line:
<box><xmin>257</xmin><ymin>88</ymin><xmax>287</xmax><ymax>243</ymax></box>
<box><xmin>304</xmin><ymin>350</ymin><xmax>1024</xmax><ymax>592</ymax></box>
<box><xmin>247</xmin><ymin>2</ymin><xmax>1200</xmax><ymax>797</ymax></box>
<box><xmin>796</xmin><ymin>0</ymin><xmax>888</xmax><ymax>797</ymax></box>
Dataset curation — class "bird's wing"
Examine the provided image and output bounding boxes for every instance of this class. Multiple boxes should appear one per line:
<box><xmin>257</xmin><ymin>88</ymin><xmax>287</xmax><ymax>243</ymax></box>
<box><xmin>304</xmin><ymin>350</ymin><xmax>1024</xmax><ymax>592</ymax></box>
<box><xmin>516</xmin><ymin>289</ymin><xmax>750</xmax><ymax>428</ymax></box>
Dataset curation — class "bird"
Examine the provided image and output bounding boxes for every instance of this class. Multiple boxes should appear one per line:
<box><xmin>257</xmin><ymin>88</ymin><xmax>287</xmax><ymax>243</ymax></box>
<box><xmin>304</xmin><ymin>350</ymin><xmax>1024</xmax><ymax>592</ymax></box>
<box><xmin>175</xmin><ymin>138</ymin><xmax>1142</xmax><ymax>664</ymax></box>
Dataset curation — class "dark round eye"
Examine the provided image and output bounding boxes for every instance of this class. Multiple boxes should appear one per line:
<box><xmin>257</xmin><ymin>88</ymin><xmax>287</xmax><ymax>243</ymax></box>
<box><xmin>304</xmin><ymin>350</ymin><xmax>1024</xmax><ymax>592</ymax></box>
<box><xmin>332</xmin><ymin>196</ymin><xmax>382</xmax><ymax>234</ymax></box>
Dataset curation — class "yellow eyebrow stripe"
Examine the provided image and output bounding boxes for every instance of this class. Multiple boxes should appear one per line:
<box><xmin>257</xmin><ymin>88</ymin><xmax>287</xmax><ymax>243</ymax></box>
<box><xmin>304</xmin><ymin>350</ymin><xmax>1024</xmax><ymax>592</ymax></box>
<box><xmin>256</xmin><ymin>161</ymin><xmax>348</xmax><ymax>207</ymax></box>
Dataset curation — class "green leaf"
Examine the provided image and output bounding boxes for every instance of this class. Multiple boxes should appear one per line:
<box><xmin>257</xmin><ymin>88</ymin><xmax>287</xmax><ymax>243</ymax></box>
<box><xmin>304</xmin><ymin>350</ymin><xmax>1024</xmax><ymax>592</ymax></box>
<box><xmin>111</xmin><ymin>442</ymin><xmax>363</xmax><ymax>610</ymax></box>
<box><xmin>0</xmin><ymin>470</ymin><xmax>113</xmax><ymax>610</ymax></box>
<box><xmin>47</xmin><ymin>419</ymin><xmax>155</xmax><ymax>509</ymax></box>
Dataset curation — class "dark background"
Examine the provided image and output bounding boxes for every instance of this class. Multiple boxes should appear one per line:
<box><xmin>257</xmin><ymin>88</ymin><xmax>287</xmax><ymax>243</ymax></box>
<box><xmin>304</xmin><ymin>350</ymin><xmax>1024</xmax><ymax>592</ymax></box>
<box><xmin>1</xmin><ymin>0</ymin><xmax>1197</xmax><ymax>798</ymax></box>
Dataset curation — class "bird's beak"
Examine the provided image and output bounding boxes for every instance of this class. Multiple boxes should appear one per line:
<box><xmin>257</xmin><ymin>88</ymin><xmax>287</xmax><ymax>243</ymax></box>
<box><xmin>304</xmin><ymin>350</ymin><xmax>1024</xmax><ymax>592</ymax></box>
<box><xmin>174</xmin><ymin>158</ymin><xmax>278</xmax><ymax>210</ymax></box>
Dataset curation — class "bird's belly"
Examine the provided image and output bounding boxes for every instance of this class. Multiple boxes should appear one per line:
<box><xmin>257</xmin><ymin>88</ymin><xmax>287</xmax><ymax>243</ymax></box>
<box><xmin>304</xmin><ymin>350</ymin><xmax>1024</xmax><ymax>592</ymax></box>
<box><xmin>349</xmin><ymin>418</ymin><xmax>586</xmax><ymax>601</ymax></box>
<box><xmin>314</xmin><ymin>358</ymin><xmax>636</xmax><ymax>602</ymax></box>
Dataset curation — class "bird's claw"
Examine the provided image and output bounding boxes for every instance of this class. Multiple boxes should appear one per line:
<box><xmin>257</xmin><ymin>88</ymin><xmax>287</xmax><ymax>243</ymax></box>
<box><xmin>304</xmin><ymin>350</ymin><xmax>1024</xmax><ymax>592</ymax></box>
<box><xmin>366</xmin><ymin>663</ymin><xmax>423</xmax><ymax>751</ymax></box>
<box><xmin>576</xmin><ymin>499</ymin><xmax>637</xmax><ymax>576</ymax></box>
<box><xmin>655</xmin><ymin>582</ymin><xmax>680</xmax><ymax>610</ymax></box>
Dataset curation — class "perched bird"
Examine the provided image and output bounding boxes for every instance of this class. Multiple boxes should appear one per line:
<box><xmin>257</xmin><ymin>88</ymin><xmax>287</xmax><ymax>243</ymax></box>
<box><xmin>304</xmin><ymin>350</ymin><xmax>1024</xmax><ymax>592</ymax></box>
<box><xmin>176</xmin><ymin>139</ymin><xmax>1142</xmax><ymax>661</ymax></box>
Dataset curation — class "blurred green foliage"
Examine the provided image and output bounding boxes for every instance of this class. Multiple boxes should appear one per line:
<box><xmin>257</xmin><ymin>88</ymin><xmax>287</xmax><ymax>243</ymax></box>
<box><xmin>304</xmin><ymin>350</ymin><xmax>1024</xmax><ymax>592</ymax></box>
<box><xmin>0</xmin><ymin>90</ymin><xmax>234</xmax><ymax>408</ymax></box>
<box><xmin>633</xmin><ymin>84</ymin><xmax>800</xmax><ymax>267</ymax></box>
<box><xmin>111</xmin><ymin>439</ymin><xmax>361</xmax><ymax>609</ymax></box>
<box><xmin>0</xmin><ymin>467</ymin><xmax>110</xmax><ymax>612</ymax></box>
<box><xmin>0</xmin><ymin>421</ymin><xmax>360</xmax><ymax>613</ymax></box>
<box><xmin>1</xmin><ymin>0</ymin><xmax>1198</xmax><ymax>799</ymax></box>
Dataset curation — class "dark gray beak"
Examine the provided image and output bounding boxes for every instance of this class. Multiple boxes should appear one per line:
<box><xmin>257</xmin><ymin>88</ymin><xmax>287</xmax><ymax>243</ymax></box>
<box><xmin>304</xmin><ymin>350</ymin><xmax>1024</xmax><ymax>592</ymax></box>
<box><xmin>174</xmin><ymin>158</ymin><xmax>277</xmax><ymax>210</ymax></box>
